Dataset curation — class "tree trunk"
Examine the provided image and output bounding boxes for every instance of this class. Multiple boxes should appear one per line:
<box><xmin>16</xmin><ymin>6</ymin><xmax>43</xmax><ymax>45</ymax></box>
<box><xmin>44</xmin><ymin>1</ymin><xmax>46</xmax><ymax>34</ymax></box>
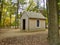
<box><xmin>0</xmin><ymin>12</ymin><xmax>2</xmax><ymax>26</ymax></box>
<box><xmin>48</xmin><ymin>0</ymin><xmax>59</xmax><ymax>45</ymax></box>
<box><xmin>0</xmin><ymin>1</ymin><xmax>1</xmax><ymax>24</ymax></box>
<box><xmin>0</xmin><ymin>0</ymin><xmax>3</xmax><ymax>27</ymax></box>
<box><xmin>15</xmin><ymin>0</ymin><xmax>19</xmax><ymax>28</ymax></box>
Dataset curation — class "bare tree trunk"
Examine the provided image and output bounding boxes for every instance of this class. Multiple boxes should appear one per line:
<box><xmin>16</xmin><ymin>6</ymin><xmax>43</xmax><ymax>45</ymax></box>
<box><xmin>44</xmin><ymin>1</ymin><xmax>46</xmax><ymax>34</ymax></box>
<box><xmin>48</xmin><ymin>0</ymin><xmax>59</xmax><ymax>45</ymax></box>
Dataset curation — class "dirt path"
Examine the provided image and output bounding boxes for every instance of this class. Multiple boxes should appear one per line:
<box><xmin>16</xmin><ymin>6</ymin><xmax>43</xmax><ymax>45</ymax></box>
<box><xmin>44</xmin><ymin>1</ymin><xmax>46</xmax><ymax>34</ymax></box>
<box><xmin>0</xmin><ymin>29</ymin><xmax>48</xmax><ymax>45</ymax></box>
<box><xmin>0</xmin><ymin>29</ymin><xmax>48</xmax><ymax>40</ymax></box>
<box><xmin>0</xmin><ymin>29</ymin><xmax>60</xmax><ymax>45</ymax></box>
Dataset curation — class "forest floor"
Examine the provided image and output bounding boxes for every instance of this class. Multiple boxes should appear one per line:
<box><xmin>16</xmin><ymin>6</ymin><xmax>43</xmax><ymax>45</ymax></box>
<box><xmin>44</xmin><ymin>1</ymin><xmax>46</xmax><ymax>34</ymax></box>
<box><xmin>0</xmin><ymin>29</ymin><xmax>59</xmax><ymax>45</ymax></box>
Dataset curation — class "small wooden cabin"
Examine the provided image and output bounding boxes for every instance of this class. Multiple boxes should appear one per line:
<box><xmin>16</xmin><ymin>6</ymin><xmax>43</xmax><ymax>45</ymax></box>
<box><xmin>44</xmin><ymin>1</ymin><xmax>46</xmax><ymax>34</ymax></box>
<box><xmin>20</xmin><ymin>11</ymin><xmax>46</xmax><ymax>31</ymax></box>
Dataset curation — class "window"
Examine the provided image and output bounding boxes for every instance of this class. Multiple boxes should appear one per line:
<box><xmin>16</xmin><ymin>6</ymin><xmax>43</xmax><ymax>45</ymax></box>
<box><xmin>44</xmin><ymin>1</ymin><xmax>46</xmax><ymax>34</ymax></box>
<box><xmin>37</xmin><ymin>20</ymin><xmax>39</xmax><ymax>27</ymax></box>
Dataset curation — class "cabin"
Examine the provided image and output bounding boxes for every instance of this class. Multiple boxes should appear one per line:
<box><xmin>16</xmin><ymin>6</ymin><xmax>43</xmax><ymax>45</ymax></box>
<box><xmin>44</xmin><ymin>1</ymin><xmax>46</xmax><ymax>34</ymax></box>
<box><xmin>20</xmin><ymin>11</ymin><xmax>46</xmax><ymax>31</ymax></box>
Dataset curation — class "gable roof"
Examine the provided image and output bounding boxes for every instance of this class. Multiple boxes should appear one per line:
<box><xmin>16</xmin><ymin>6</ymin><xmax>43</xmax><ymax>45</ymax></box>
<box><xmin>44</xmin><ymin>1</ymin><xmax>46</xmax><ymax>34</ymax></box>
<box><xmin>22</xmin><ymin>11</ymin><xmax>46</xmax><ymax>19</ymax></box>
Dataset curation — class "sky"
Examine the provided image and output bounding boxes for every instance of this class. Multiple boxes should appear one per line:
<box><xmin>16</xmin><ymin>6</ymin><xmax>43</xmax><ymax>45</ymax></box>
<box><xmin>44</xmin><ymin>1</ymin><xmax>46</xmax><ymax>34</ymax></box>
<box><xmin>35</xmin><ymin>0</ymin><xmax>46</xmax><ymax>8</ymax></box>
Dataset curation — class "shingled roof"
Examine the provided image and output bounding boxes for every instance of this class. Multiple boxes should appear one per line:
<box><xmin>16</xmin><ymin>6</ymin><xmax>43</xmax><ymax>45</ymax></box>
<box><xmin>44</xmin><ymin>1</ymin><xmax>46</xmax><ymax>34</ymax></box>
<box><xmin>22</xmin><ymin>11</ymin><xmax>46</xmax><ymax>19</ymax></box>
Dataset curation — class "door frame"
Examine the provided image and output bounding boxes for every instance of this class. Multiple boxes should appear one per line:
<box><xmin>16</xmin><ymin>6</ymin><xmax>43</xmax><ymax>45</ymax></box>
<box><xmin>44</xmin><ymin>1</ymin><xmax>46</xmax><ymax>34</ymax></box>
<box><xmin>23</xmin><ymin>19</ymin><xmax>25</xmax><ymax>30</ymax></box>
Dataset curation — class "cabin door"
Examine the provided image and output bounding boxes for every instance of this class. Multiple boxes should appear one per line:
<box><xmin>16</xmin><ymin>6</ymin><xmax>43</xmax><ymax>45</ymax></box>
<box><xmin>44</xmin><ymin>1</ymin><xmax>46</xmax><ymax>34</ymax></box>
<box><xmin>23</xmin><ymin>19</ymin><xmax>25</xmax><ymax>30</ymax></box>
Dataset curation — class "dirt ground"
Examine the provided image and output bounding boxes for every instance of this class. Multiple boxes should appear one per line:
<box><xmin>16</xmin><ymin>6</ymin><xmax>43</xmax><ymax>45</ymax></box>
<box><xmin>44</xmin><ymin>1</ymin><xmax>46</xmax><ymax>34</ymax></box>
<box><xmin>0</xmin><ymin>29</ymin><xmax>50</xmax><ymax>45</ymax></box>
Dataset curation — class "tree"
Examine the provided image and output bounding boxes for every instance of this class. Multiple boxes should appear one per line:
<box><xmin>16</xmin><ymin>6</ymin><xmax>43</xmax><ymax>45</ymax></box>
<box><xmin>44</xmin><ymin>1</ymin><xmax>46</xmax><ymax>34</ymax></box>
<box><xmin>26</xmin><ymin>0</ymin><xmax>39</xmax><ymax>12</ymax></box>
<box><xmin>58</xmin><ymin>0</ymin><xmax>60</xmax><ymax>25</ymax></box>
<box><xmin>0</xmin><ymin>0</ymin><xmax>3</xmax><ymax>27</ymax></box>
<box><xmin>26</xmin><ymin>0</ymin><xmax>34</xmax><ymax>11</ymax></box>
<box><xmin>15</xmin><ymin>0</ymin><xmax>19</xmax><ymax>28</ymax></box>
<box><xmin>15</xmin><ymin>0</ymin><xmax>25</xmax><ymax>28</ymax></box>
<box><xmin>48</xmin><ymin>0</ymin><xmax>59</xmax><ymax>45</ymax></box>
